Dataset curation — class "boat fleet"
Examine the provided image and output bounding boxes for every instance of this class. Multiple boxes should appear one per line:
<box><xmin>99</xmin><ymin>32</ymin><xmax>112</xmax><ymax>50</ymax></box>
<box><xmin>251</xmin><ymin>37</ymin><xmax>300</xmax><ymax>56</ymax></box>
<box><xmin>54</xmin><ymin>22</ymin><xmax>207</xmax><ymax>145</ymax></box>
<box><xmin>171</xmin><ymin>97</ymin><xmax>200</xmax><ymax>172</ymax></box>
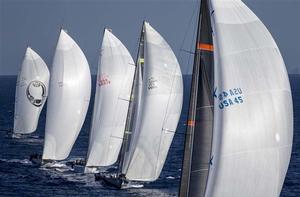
<box><xmin>11</xmin><ymin>0</ymin><xmax>293</xmax><ymax>196</ymax></box>
<box><xmin>13</xmin><ymin>21</ymin><xmax>184</xmax><ymax>188</ymax></box>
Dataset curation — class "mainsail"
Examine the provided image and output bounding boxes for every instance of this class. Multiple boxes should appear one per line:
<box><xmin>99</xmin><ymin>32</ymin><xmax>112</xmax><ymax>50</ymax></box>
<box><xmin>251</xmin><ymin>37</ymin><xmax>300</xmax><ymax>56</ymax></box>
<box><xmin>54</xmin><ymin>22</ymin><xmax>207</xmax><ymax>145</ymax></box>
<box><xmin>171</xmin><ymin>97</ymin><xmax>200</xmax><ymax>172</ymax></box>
<box><xmin>122</xmin><ymin>22</ymin><xmax>184</xmax><ymax>181</ymax></box>
<box><xmin>42</xmin><ymin>30</ymin><xmax>91</xmax><ymax>160</ymax></box>
<box><xmin>119</xmin><ymin>24</ymin><xmax>144</xmax><ymax>175</ymax></box>
<box><xmin>180</xmin><ymin>0</ymin><xmax>293</xmax><ymax>196</ymax></box>
<box><xmin>180</xmin><ymin>0</ymin><xmax>214</xmax><ymax>196</ymax></box>
<box><xmin>14</xmin><ymin>47</ymin><xmax>50</xmax><ymax>134</ymax></box>
<box><xmin>85</xmin><ymin>29</ymin><xmax>135</xmax><ymax>168</ymax></box>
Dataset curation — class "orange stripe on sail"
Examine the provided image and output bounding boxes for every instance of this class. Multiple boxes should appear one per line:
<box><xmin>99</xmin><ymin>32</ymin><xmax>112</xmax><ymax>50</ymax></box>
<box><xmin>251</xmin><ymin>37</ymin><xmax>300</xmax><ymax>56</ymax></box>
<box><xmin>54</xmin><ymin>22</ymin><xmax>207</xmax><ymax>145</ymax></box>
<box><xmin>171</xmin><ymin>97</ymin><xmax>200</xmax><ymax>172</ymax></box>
<box><xmin>197</xmin><ymin>43</ymin><xmax>214</xmax><ymax>52</ymax></box>
<box><xmin>187</xmin><ymin>120</ymin><xmax>195</xmax><ymax>126</ymax></box>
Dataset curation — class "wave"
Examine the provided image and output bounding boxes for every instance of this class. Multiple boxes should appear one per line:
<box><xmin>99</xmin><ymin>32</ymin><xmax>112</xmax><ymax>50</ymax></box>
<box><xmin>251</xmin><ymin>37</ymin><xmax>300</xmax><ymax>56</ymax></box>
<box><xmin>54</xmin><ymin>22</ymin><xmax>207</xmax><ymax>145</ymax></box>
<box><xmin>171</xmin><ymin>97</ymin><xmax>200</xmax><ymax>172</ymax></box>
<box><xmin>123</xmin><ymin>182</ymin><xmax>144</xmax><ymax>189</ymax></box>
<box><xmin>0</xmin><ymin>158</ymin><xmax>32</xmax><ymax>165</ymax></box>
<box><xmin>166</xmin><ymin>176</ymin><xmax>175</xmax><ymax>180</ymax></box>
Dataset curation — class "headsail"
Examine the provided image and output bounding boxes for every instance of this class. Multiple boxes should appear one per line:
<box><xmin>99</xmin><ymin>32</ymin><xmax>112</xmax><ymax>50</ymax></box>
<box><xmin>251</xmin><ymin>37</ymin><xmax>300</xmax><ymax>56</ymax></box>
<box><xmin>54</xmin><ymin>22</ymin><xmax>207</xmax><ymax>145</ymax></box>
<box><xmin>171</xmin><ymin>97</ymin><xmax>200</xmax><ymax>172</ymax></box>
<box><xmin>85</xmin><ymin>29</ymin><xmax>135</xmax><ymax>168</ymax></box>
<box><xmin>42</xmin><ymin>30</ymin><xmax>91</xmax><ymax>160</ymax></box>
<box><xmin>14</xmin><ymin>47</ymin><xmax>50</xmax><ymax>134</ymax></box>
<box><xmin>180</xmin><ymin>0</ymin><xmax>293</xmax><ymax>196</ymax></box>
<box><xmin>123</xmin><ymin>22</ymin><xmax>183</xmax><ymax>181</ymax></box>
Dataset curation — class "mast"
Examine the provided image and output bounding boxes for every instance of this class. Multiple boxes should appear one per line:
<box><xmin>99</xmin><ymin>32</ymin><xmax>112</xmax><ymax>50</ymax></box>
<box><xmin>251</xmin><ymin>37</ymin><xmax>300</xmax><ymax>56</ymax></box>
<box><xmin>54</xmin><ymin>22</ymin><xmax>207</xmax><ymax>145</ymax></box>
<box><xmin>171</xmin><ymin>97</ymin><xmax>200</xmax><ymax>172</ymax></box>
<box><xmin>118</xmin><ymin>22</ymin><xmax>145</xmax><ymax>175</ymax></box>
<box><xmin>179</xmin><ymin>0</ymin><xmax>214</xmax><ymax>196</ymax></box>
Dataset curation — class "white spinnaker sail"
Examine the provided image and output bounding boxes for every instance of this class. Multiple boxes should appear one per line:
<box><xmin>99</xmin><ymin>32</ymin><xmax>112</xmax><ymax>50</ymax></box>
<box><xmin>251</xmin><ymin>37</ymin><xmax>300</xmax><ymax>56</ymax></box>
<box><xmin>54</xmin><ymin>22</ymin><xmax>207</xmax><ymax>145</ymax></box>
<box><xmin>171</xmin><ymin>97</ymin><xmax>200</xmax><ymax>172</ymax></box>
<box><xmin>124</xmin><ymin>22</ymin><xmax>183</xmax><ymax>181</ymax></box>
<box><xmin>206</xmin><ymin>1</ymin><xmax>293</xmax><ymax>197</ymax></box>
<box><xmin>14</xmin><ymin>47</ymin><xmax>49</xmax><ymax>134</ymax></box>
<box><xmin>85</xmin><ymin>29</ymin><xmax>135</xmax><ymax>167</ymax></box>
<box><xmin>42</xmin><ymin>30</ymin><xmax>91</xmax><ymax>160</ymax></box>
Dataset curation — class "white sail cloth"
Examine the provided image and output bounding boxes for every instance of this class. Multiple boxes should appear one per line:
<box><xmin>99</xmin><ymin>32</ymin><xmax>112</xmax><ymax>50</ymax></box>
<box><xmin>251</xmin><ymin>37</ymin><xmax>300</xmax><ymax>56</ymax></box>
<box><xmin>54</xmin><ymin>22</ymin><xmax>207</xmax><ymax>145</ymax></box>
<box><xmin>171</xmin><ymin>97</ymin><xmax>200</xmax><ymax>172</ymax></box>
<box><xmin>42</xmin><ymin>30</ymin><xmax>91</xmax><ymax>160</ymax></box>
<box><xmin>14</xmin><ymin>47</ymin><xmax>49</xmax><ymax>134</ymax></box>
<box><xmin>85</xmin><ymin>29</ymin><xmax>135</xmax><ymax>167</ymax></box>
<box><xmin>206</xmin><ymin>1</ymin><xmax>293</xmax><ymax>197</ymax></box>
<box><xmin>123</xmin><ymin>22</ymin><xmax>183</xmax><ymax>181</ymax></box>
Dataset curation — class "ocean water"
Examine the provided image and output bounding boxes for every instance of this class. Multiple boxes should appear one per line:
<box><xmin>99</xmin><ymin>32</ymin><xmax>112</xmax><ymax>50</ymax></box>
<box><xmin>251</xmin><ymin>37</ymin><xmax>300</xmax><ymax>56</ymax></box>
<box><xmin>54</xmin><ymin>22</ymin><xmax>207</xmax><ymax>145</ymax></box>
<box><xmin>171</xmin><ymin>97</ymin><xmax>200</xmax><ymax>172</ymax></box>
<box><xmin>0</xmin><ymin>75</ymin><xmax>299</xmax><ymax>196</ymax></box>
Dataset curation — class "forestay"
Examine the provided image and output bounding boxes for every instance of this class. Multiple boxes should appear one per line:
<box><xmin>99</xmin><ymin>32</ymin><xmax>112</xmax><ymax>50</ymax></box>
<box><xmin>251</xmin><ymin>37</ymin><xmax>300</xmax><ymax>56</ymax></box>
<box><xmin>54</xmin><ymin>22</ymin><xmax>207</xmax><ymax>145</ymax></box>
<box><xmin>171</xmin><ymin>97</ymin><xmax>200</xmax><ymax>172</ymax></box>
<box><xmin>86</xmin><ymin>29</ymin><xmax>135</xmax><ymax>167</ymax></box>
<box><xmin>124</xmin><ymin>22</ymin><xmax>183</xmax><ymax>181</ymax></box>
<box><xmin>206</xmin><ymin>0</ymin><xmax>293</xmax><ymax>196</ymax></box>
<box><xmin>14</xmin><ymin>47</ymin><xmax>49</xmax><ymax>134</ymax></box>
<box><xmin>43</xmin><ymin>30</ymin><xmax>91</xmax><ymax>160</ymax></box>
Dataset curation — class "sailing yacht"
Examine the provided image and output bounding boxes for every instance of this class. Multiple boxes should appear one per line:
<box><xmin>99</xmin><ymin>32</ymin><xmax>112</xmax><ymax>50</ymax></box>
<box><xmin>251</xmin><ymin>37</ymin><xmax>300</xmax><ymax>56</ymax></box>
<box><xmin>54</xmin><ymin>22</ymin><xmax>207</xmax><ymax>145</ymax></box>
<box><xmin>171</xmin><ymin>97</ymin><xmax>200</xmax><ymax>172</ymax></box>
<box><xmin>84</xmin><ymin>28</ymin><xmax>135</xmax><ymax>173</ymax></box>
<box><xmin>39</xmin><ymin>29</ymin><xmax>91</xmax><ymax>164</ymax></box>
<box><xmin>96</xmin><ymin>21</ymin><xmax>183</xmax><ymax>189</ymax></box>
<box><xmin>13</xmin><ymin>47</ymin><xmax>49</xmax><ymax>137</ymax></box>
<box><xmin>179</xmin><ymin>0</ymin><xmax>293</xmax><ymax>197</ymax></box>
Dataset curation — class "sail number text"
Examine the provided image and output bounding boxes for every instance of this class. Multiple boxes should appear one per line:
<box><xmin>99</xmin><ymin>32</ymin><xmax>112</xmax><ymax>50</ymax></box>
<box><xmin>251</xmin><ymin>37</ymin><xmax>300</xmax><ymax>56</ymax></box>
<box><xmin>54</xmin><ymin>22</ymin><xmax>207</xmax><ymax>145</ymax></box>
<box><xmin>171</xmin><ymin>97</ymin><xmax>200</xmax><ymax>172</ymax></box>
<box><xmin>214</xmin><ymin>87</ymin><xmax>244</xmax><ymax>109</ymax></box>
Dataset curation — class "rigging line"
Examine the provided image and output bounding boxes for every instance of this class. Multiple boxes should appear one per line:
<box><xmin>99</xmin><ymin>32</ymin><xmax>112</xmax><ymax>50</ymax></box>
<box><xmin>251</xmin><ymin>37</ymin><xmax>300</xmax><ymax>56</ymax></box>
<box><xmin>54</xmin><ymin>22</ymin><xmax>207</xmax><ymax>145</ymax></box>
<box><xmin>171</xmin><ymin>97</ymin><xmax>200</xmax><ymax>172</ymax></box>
<box><xmin>60</xmin><ymin>0</ymin><xmax>68</xmax><ymax>29</ymax></box>
<box><xmin>180</xmin><ymin>49</ymin><xmax>195</xmax><ymax>55</ymax></box>
<box><xmin>179</xmin><ymin>4</ymin><xmax>199</xmax><ymax>76</ymax></box>
<box><xmin>49</xmin><ymin>28</ymin><xmax>62</xmax><ymax>74</ymax></box>
<box><xmin>107</xmin><ymin>36</ymin><xmax>134</xmax><ymax>151</ymax></box>
<box><xmin>178</xmin><ymin>4</ymin><xmax>198</xmax><ymax>60</ymax></box>
<box><xmin>85</xmin><ymin>30</ymin><xmax>106</xmax><ymax>137</ymax></box>
<box><xmin>178</xmin><ymin>6</ymin><xmax>199</xmax><ymax>153</ymax></box>
<box><xmin>186</xmin><ymin>14</ymin><xmax>199</xmax><ymax>75</ymax></box>
<box><xmin>155</xmin><ymin>18</ymin><xmax>194</xmax><ymax>175</ymax></box>
<box><xmin>89</xmin><ymin>27</ymin><xmax>105</xmax><ymax>76</ymax></box>
<box><xmin>15</xmin><ymin>49</ymin><xmax>26</xmax><ymax>90</ymax></box>
<box><xmin>91</xmin><ymin>47</ymin><xmax>100</xmax><ymax>75</ymax></box>
<box><xmin>92</xmin><ymin>29</ymin><xmax>107</xmax><ymax>78</ymax></box>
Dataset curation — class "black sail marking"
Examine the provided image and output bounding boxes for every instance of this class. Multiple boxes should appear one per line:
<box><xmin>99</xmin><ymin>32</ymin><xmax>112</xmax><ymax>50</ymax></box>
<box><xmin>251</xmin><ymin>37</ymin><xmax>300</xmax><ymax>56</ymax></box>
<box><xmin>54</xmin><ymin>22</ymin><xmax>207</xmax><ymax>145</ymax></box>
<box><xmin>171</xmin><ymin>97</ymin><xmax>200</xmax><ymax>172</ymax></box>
<box><xmin>179</xmin><ymin>0</ymin><xmax>214</xmax><ymax>196</ymax></box>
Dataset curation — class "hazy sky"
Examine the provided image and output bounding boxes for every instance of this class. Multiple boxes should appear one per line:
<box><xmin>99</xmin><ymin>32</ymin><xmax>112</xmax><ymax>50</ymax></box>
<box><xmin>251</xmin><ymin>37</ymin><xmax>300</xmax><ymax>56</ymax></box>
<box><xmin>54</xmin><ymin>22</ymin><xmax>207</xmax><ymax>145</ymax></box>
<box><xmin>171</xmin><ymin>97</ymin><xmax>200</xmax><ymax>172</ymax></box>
<box><xmin>1</xmin><ymin>0</ymin><xmax>300</xmax><ymax>75</ymax></box>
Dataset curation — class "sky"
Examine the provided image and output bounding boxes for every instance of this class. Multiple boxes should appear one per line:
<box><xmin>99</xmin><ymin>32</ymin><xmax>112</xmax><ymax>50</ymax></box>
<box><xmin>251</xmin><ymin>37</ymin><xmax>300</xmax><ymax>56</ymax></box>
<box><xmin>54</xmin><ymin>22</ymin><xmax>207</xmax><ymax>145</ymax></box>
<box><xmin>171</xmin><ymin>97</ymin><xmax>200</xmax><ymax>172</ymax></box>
<box><xmin>0</xmin><ymin>0</ymin><xmax>300</xmax><ymax>75</ymax></box>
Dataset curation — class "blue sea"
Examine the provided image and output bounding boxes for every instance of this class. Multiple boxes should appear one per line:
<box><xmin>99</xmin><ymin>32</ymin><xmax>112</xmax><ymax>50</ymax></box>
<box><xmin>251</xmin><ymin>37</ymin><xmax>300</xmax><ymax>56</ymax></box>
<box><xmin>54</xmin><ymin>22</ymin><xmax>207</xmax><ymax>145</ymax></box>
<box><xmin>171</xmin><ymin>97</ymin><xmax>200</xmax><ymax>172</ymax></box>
<box><xmin>0</xmin><ymin>75</ymin><xmax>299</xmax><ymax>196</ymax></box>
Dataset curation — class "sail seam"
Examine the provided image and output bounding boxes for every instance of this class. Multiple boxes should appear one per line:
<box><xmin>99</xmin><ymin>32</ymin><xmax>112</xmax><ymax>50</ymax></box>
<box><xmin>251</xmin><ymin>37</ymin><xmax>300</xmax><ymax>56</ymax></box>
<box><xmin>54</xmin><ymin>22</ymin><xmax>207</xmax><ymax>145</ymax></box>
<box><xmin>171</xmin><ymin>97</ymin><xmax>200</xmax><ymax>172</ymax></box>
<box><xmin>118</xmin><ymin>97</ymin><xmax>130</xmax><ymax>102</ymax></box>
<box><xmin>237</xmin><ymin>89</ymin><xmax>291</xmax><ymax>98</ymax></box>
<box><xmin>110</xmin><ymin>135</ymin><xmax>123</xmax><ymax>140</ymax></box>
<box><xmin>221</xmin><ymin>45</ymin><xmax>277</xmax><ymax>58</ymax></box>
<box><xmin>191</xmin><ymin>169</ymin><xmax>209</xmax><ymax>173</ymax></box>
<box><xmin>221</xmin><ymin>145</ymin><xmax>292</xmax><ymax>158</ymax></box>
<box><xmin>162</xmin><ymin>128</ymin><xmax>176</xmax><ymax>133</ymax></box>
<box><xmin>197</xmin><ymin>105</ymin><xmax>213</xmax><ymax>110</ymax></box>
